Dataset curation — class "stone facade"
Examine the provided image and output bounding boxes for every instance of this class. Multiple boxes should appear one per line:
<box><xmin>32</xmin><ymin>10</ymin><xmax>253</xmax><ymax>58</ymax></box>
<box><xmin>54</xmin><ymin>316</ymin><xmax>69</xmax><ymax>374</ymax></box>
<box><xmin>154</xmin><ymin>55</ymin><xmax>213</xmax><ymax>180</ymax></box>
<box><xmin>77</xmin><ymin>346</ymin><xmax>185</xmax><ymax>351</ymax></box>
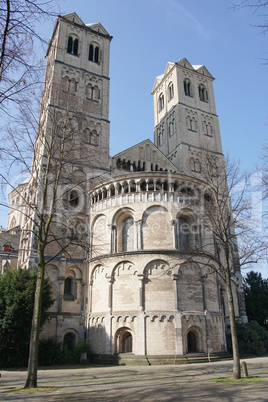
<box><xmin>6</xmin><ymin>12</ymin><xmax>246</xmax><ymax>358</ymax></box>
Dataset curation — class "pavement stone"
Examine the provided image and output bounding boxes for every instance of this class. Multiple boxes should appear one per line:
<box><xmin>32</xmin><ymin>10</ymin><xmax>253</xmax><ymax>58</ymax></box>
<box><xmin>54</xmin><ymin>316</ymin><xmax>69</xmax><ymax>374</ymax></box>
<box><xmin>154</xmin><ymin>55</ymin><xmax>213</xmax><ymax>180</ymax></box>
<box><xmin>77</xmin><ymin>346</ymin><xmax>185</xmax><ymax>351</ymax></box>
<box><xmin>0</xmin><ymin>356</ymin><xmax>268</xmax><ymax>401</ymax></box>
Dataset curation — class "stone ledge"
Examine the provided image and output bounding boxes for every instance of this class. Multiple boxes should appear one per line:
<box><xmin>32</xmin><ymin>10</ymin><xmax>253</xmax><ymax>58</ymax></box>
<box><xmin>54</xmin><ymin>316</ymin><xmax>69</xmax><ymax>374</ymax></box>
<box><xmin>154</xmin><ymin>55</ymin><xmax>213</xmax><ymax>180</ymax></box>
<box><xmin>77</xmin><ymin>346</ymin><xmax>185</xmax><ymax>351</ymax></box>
<box><xmin>91</xmin><ymin>352</ymin><xmax>230</xmax><ymax>366</ymax></box>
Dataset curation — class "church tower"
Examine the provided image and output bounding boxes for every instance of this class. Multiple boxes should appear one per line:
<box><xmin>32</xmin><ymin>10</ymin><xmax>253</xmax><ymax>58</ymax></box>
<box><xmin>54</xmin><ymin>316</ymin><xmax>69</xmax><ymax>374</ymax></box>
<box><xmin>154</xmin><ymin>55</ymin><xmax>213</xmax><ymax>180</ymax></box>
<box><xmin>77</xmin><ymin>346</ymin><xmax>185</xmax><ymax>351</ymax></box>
<box><xmin>152</xmin><ymin>58</ymin><xmax>224</xmax><ymax>176</ymax></box>
<box><xmin>7</xmin><ymin>13</ymin><xmax>113</xmax><ymax>343</ymax></box>
<box><xmin>43</xmin><ymin>12</ymin><xmax>112</xmax><ymax>170</ymax></box>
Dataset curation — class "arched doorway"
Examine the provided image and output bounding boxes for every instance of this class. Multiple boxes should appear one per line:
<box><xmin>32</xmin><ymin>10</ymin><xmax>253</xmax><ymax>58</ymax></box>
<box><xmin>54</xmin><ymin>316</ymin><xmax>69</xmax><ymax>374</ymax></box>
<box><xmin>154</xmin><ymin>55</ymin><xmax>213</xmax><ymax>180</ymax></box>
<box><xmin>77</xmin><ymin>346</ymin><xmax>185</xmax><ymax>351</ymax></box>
<box><xmin>115</xmin><ymin>328</ymin><xmax>133</xmax><ymax>353</ymax></box>
<box><xmin>187</xmin><ymin>331</ymin><xmax>197</xmax><ymax>353</ymax></box>
<box><xmin>122</xmin><ymin>332</ymin><xmax>132</xmax><ymax>353</ymax></box>
<box><xmin>63</xmin><ymin>332</ymin><xmax>76</xmax><ymax>350</ymax></box>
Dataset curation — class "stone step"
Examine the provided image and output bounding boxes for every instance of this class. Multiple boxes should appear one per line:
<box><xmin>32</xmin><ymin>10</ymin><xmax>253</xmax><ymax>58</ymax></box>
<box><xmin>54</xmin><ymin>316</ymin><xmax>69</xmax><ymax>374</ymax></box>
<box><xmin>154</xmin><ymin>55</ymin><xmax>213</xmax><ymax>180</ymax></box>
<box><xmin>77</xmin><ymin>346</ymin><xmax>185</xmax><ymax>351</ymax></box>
<box><xmin>92</xmin><ymin>352</ymin><xmax>229</xmax><ymax>366</ymax></box>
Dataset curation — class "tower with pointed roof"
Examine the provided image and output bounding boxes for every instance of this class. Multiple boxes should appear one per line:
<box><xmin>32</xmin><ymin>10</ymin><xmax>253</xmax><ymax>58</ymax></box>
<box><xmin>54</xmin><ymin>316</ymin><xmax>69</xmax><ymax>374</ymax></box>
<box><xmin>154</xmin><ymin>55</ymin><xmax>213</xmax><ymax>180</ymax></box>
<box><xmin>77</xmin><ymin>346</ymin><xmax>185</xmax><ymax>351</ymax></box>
<box><xmin>152</xmin><ymin>58</ymin><xmax>224</xmax><ymax>177</ymax></box>
<box><xmin>44</xmin><ymin>12</ymin><xmax>112</xmax><ymax>170</ymax></box>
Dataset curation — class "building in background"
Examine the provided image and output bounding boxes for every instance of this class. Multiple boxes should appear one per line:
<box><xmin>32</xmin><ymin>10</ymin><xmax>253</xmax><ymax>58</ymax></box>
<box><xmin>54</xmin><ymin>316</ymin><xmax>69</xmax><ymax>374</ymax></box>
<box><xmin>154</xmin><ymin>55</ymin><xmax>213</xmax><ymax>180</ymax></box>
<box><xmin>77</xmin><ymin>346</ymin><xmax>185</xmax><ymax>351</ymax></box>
<box><xmin>0</xmin><ymin>226</ymin><xmax>20</xmax><ymax>275</ymax></box>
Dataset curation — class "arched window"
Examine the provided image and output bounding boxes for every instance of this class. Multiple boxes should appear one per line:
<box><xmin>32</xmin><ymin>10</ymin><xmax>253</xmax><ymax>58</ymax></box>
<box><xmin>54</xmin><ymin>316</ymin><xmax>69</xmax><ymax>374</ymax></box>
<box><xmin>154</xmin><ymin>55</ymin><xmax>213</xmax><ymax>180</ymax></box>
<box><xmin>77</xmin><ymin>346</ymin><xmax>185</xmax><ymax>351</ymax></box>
<box><xmin>69</xmin><ymin>79</ymin><xmax>77</xmax><ymax>93</ymax></box>
<box><xmin>73</xmin><ymin>39</ymin><xmax>79</xmax><ymax>55</ymax></box>
<box><xmin>95</xmin><ymin>46</ymin><xmax>99</xmax><ymax>63</ymax></box>
<box><xmin>67</xmin><ymin>36</ymin><xmax>79</xmax><ymax>56</ymax></box>
<box><xmin>64</xmin><ymin>277</ymin><xmax>72</xmax><ymax>294</ymax></box>
<box><xmin>199</xmin><ymin>85</ymin><xmax>208</xmax><ymax>102</ymax></box>
<box><xmin>177</xmin><ymin>217</ymin><xmax>190</xmax><ymax>251</ymax></box>
<box><xmin>90</xmin><ymin>130</ymin><xmax>99</xmax><ymax>145</ymax></box>
<box><xmin>168</xmin><ymin>121</ymin><xmax>172</xmax><ymax>136</ymax></box>
<box><xmin>64</xmin><ymin>277</ymin><xmax>75</xmax><ymax>300</ymax></box>
<box><xmin>203</xmin><ymin>121</ymin><xmax>213</xmax><ymax>137</ymax></box>
<box><xmin>69</xmin><ymin>190</ymin><xmax>79</xmax><ymax>207</ymax></box>
<box><xmin>89</xmin><ymin>44</ymin><xmax>100</xmax><ymax>63</ymax></box>
<box><xmin>86</xmin><ymin>84</ymin><xmax>93</xmax><ymax>99</ymax></box>
<box><xmin>110</xmin><ymin>185</ymin><xmax>115</xmax><ymax>197</ymax></box>
<box><xmin>158</xmin><ymin>93</ymin><xmax>164</xmax><ymax>112</ymax></box>
<box><xmin>204</xmin><ymin>192</ymin><xmax>212</xmax><ymax>203</ymax></box>
<box><xmin>63</xmin><ymin>332</ymin><xmax>76</xmax><ymax>350</ymax></box>
<box><xmin>158</xmin><ymin>130</ymin><xmax>163</xmax><ymax>146</ymax></box>
<box><xmin>191</xmin><ymin>158</ymin><xmax>201</xmax><ymax>173</ymax></box>
<box><xmin>188</xmin><ymin>116</ymin><xmax>197</xmax><ymax>132</ymax></box>
<box><xmin>122</xmin><ymin>217</ymin><xmax>134</xmax><ymax>252</ymax></box>
<box><xmin>10</xmin><ymin>217</ymin><xmax>16</xmax><ymax>228</ymax></box>
<box><xmin>184</xmin><ymin>79</ymin><xmax>192</xmax><ymax>97</ymax></box>
<box><xmin>168</xmin><ymin>82</ymin><xmax>174</xmax><ymax>101</ymax></box>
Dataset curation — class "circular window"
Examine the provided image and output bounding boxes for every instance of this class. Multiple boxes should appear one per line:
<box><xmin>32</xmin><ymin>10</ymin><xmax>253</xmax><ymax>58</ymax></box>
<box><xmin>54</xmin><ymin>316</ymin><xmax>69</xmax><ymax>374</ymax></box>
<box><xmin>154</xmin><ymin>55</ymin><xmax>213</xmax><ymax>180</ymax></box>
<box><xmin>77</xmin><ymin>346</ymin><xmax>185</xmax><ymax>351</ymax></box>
<box><xmin>69</xmin><ymin>190</ymin><xmax>79</xmax><ymax>207</ymax></box>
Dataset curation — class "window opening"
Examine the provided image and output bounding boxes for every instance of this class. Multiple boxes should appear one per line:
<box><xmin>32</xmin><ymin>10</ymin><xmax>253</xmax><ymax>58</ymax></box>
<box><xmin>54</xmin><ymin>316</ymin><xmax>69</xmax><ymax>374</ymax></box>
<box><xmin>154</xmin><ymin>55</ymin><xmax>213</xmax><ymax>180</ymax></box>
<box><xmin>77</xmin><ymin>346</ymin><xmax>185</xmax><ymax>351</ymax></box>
<box><xmin>122</xmin><ymin>217</ymin><xmax>134</xmax><ymax>252</ymax></box>
<box><xmin>168</xmin><ymin>82</ymin><xmax>174</xmax><ymax>101</ymax></box>
<box><xmin>184</xmin><ymin>80</ymin><xmax>192</xmax><ymax>97</ymax></box>
<box><xmin>64</xmin><ymin>277</ymin><xmax>72</xmax><ymax>295</ymax></box>
<box><xmin>178</xmin><ymin>217</ymin><xmax>190</xmax><ymax>251</ymax></box>
<box><xmin>63</xmin><ymin>333</ymin><xmax>75</xmax><ymax>350</ymax></box>
<box><xmin>187</xmin><ymin>331</ymin><xmax>197</xmax><ymax>353</ymax></box>
<box><xmin>89</xmin><ymin>44</ymin><xmax>100</xmax><ymax>63</ymax></box>
<box><xmin>199</xmin><ymin>85</ymin><xmax>208</xmax><ymax>102</ymax></box>
<box><xmin>158</xmin><ymin>93</ymin><xmax>164</xmax><ymax>112</ymax></box>
<box><xmin>123</xmin><ymin>332</ymin><xmax>132</xmax><ymax>353</ymax></box>
<box><xmin>67</xmin><ymin>36</ymin><xmax>79</xmax><ymax>56</ymax></box>
<box><xmin>70</xmin><ymin>190</ymin><xmax>79</xmax><ymax>207</ymax></box>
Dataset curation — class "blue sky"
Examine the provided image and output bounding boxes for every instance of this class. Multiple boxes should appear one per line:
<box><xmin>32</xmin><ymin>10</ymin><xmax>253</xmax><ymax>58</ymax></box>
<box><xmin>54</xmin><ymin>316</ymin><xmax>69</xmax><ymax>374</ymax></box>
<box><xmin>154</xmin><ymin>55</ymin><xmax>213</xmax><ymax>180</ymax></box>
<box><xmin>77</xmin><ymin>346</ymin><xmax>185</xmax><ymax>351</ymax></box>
<box><xmin>53</xmin><ymin>0</ymin><xmax>267</xmax><ymax>167</ymax></box>
<box><xmin>1</xmin><ymin>0</ymin><xmax>267</xmax><ymax>273</ymax></box>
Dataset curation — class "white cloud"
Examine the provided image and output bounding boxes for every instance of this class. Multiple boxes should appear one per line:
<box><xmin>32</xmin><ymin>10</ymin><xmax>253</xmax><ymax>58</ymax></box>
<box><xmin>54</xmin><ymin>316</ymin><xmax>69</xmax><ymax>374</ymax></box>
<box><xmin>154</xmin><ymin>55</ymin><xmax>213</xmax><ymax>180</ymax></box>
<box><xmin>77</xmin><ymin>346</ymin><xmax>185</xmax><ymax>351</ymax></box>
<box><xmin>157</xmin><ymin>0</ymin><xmax>211</xmax><ymax>40</ymax></box>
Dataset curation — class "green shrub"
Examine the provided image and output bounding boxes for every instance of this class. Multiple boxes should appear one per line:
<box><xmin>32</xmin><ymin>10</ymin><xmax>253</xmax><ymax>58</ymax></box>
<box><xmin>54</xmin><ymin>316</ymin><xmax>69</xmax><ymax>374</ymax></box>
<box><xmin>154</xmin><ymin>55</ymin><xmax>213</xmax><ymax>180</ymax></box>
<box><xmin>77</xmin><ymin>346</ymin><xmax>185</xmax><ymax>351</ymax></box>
<box><xmin>38</xmin><ymin>337</ymin><xmax>91</xmax><ymax>365</ymax></box>
<box><xmin>237</xmin><ymin>321</ymin><xmax>268</xmax><ymax>356</ymax></box>
<box><xmin>0</xmin><ymin>268</ymin><xmax>53</xmax><ymax>368</ymax></box>
<box><xmin>39</xmin><ymin>337</ymin><xmax>62</xmax><ymax>366</ymax></box>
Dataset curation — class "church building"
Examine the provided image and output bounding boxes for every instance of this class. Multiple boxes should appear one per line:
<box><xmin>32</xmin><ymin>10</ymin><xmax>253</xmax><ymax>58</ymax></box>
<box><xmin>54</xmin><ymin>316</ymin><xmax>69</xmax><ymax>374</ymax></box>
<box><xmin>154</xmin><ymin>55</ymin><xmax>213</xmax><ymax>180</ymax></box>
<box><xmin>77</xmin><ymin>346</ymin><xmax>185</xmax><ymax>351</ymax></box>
<box><xmin>6</xmin><ymin>13</ymin><xmax>246</xmax><ymax>362</ymax></box>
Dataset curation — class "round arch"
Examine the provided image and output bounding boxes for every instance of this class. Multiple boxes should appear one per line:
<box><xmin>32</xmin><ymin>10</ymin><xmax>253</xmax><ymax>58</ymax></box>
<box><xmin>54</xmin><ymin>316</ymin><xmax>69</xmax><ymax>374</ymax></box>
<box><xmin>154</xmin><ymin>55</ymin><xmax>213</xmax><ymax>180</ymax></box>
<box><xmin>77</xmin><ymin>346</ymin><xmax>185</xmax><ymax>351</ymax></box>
<box><xmin>61</xmin><ymin>328</ymin><xmax>80</xmax><ymax>350</ymax></box>
<box><xmin>186</xmin><ymin>325</ymin><xmax>202</xmax><ymax>353</ymax></box>
<box><xmin>114</xmin><ymin>327</ymin><xmax>133</xmax><ymax>354</ymax></box>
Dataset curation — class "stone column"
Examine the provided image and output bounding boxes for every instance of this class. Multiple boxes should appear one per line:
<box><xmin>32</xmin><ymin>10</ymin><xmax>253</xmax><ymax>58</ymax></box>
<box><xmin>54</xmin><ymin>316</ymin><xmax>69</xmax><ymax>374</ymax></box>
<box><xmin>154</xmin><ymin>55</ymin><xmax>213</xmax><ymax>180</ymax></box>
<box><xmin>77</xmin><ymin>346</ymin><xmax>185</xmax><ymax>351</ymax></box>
<box><xmin>174</xmin><ymin>312</ymin><xmax>183</xmax><ymax>355</ymax></box>
<box><xmin>111</xmin><ymin>225</ymin><xmax>117</xmax><ymax>253</ymax></box>
<box><xmin>135</xmin><ymin>220</ymin><xmax>142</xmax><ymax>250</ymax></box>
<box><xmin>58</xmin><ymin>277</ymin><xmax>64</xmax><ymax>313</ymax></box>
<box><xmin>107</xmin><ymin>276</ymin><xmax>113</xmax><ymax>314</ymax></box>
<box><xmin>202</xmin><ymin>276</ymin><xmax>207</xmax><ymax>311</ymax></box>
<box><xmin>88</xmin><ymin>279</ymin><xmax>93</xmax><ymax>313</ymax></box>
<box><xmin>80</xmin><ymin>280</ymin><xmax>84</xmax><ymax>313</ymax></box>
<box><xmin>138</xmin><ymin>313</ymin><xmax>146</xmax><ymax>355</ymax></box>
<box><xmin>173</xmin><ymin>274</ymin><xmax>179</xmax><ymax>311</ymax></box>
<box><xmin>205</xmin><ymin>311</ymin><xmax>212</xmax><ymax>354</ymax></box>
<box><xmin>138</xmin><ymin>274</ymin><xmax>144</xmax><ymax>311</ymax></box>
<box><xmin>105</xmin><ymin>315</ymin><xmax>112</xmax><ymax>354</ymax></box>
<box><xmin>172</xmin><ymin>220</ymin><xmax>177</xmax><ymax>249</ymax></box>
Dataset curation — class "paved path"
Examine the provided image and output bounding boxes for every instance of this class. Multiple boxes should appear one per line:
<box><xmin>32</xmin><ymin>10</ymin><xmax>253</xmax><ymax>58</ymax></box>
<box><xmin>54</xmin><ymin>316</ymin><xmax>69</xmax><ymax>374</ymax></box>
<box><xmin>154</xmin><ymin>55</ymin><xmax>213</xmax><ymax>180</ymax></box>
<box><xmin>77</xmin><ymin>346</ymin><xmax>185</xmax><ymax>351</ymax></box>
<box><xmin>0</xmin><ymin>356</ymin><xmax>268</xmax><ymax>401</ymax></box>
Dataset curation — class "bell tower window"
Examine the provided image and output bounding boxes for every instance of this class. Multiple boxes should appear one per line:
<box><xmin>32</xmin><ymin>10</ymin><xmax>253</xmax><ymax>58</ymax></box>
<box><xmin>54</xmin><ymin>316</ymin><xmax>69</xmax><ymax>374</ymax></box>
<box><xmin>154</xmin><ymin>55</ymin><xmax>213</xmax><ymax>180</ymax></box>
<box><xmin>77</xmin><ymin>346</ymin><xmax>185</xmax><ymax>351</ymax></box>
<box><xmin>158</xmin><ymin>93</ymin><xmax>164</xmax><ymax>112</ymax></box>
<box><xmin>199</xmin><ymin>85</ymin><xmax>208</xmax><ymax>102</ymax></box>
<box><xmin>184</xmin><ymin>79</ymin><xmax>193</xmax><ymax>97</ymax></box>
<box><xmin>168</xmin><ymin>82</ymin><xmax>174</xmax><ymax>101</ymax></box>
<box><xmin>89</xmin><ymin>44</ymin><xmax>100</xmax><ymax>63</ymax></box>
<box><xmin>67</xmin><ymin>36</ymin><xmax>79</xmax><ymax>56</ymax></box>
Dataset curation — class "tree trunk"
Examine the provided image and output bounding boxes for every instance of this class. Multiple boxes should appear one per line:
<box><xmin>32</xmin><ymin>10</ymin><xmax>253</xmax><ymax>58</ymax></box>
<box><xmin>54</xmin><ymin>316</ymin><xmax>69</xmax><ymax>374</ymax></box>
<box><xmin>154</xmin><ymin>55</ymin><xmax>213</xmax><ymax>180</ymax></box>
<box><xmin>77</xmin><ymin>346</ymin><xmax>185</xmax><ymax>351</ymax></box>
<box><xmin>226</xmin><ymin>272</ymin><xmax>241</xmax><ymax>380</ymax></box>
<box><xmin>24</xmin><ymin>252</ymin><xmax>45</xmax><ymax>388</ymax></box>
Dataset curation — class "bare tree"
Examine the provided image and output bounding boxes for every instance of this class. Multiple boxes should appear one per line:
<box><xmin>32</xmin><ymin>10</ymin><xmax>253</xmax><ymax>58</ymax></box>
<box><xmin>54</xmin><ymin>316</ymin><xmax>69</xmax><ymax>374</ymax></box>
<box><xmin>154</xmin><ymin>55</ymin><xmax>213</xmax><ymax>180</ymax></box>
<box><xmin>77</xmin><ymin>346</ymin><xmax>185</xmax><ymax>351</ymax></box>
<box><xmin>0</xmin><ymin>79</ymin><xmax>106</xmax><ymax>386</ymax></box>
<box><xmin>259</xmin><ymin>140</ymin><xmax>268</xmax><ymax>202</ymax></box>
<box><xmin>0</xmin><ymin>0</ymin><xmax>59</xmax><ymax>113</ymax></box>
<box><xmin>185</xmin><ymin>148</ymin><xmax>266</xmax><ymax>379</ymax></box>
<box><xmin>234</xmin><ymin>1</ymin><xmax>268</xmax><ymax>34</ymax></box>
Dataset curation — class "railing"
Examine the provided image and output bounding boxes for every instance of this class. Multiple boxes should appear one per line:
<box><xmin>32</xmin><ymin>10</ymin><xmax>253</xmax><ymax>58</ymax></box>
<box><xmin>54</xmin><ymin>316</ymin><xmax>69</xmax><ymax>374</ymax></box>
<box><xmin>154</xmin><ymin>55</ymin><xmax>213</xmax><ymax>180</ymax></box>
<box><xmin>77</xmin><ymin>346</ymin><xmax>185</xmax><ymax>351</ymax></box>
<box><xmin>91</xmin><ymin>190</ymin><xmax>198</xmax><ymax>212</ymax></box>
